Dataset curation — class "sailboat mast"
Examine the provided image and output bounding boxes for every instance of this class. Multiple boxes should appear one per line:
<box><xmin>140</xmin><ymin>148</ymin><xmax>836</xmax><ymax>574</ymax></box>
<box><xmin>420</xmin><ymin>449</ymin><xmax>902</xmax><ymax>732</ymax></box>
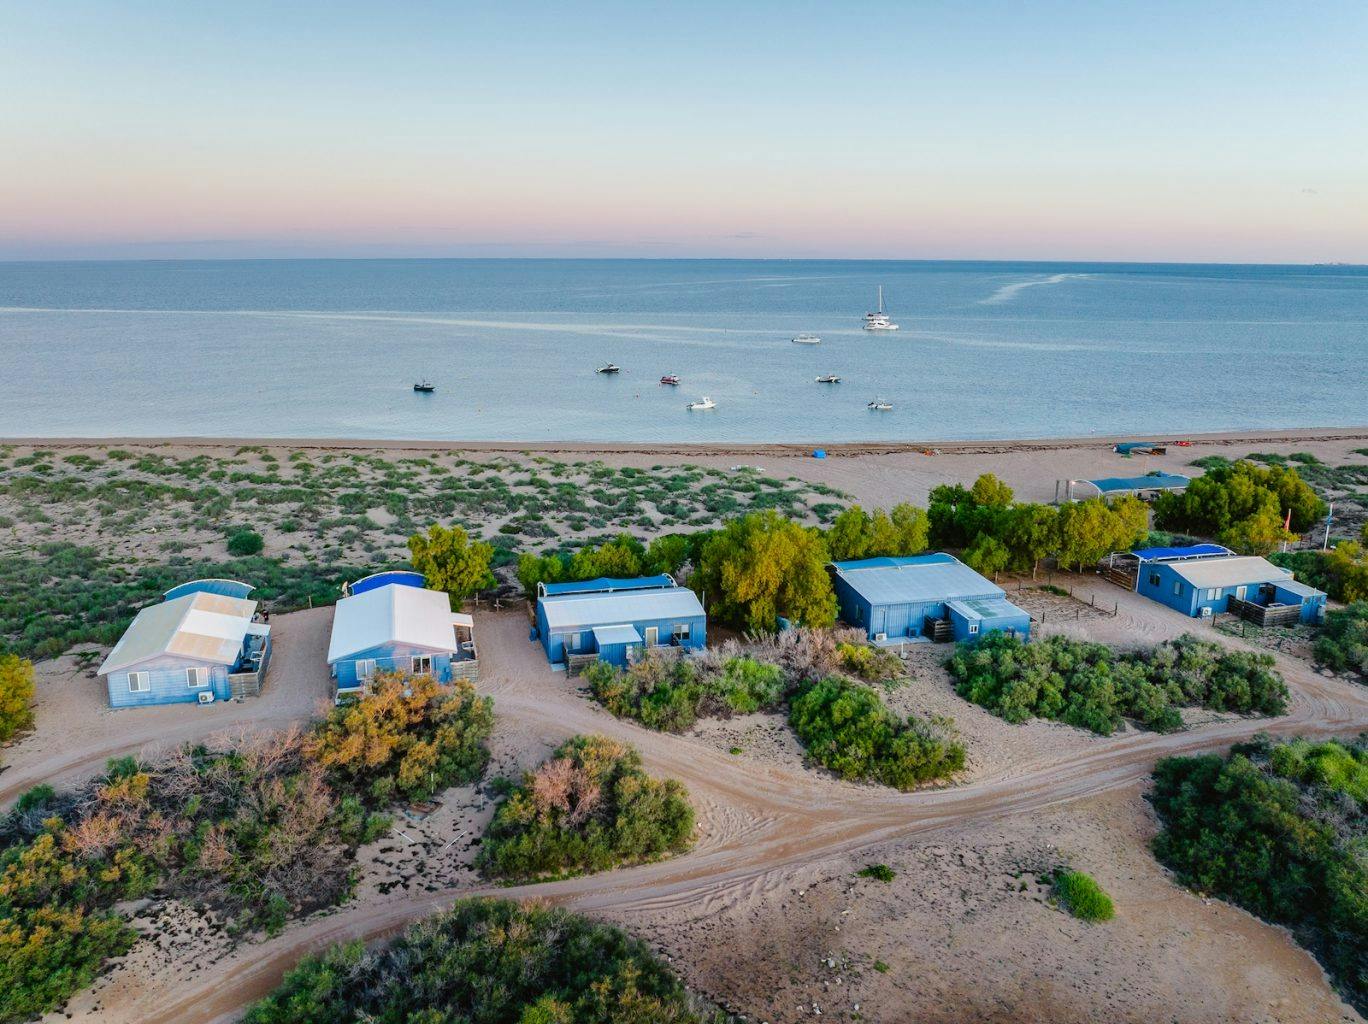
<box><xmin>877</xmin><ymin>285</ymin><xmax>884</xmax><ymax>313</ymax></box>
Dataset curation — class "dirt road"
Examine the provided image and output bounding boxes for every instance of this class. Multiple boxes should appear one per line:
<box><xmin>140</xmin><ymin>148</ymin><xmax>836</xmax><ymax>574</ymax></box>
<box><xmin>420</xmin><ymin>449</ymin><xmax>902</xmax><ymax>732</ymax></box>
<box><xmin>43</xmin><ymin>578</ymin><xmax>1365</xmax><ymax>1024</ymax></box>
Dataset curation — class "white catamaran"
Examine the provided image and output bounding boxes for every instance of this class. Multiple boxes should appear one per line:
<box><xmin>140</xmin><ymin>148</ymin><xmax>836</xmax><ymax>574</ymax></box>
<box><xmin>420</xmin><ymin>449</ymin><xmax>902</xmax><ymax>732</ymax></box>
<box><xmin>863</xmin><ymin>286</ymin><xmax>899</xmax><ymax>331</ymax></box>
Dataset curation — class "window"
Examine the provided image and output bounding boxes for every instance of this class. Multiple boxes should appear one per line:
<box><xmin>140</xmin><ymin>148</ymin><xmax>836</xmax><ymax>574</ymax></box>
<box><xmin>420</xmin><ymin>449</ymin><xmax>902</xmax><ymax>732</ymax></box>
<box><xmin>1207</xmin><ymin>588</ymin><xmax>1220</xmax><ymax>601</ymax></box>
<box><xmin>128</xmin><ymin>671</ymin><xmax>150</xmax><ymax>693</ymax></box>
<box><xmin>186</xmin><ymin>667</ymin><xmax>209</xmax><ymax>689</ymax></box>
<box><xmin>411</xmin><ymin>655</ymin><xmax>432</xmax><ymax>675</ymax></box>
<box><xmin>1148</xmin><ymin>572</ymin><xmax>1160</xmax><ymax>587</ymax></box>
<box><xmin>644</xmin><ymin>626</ymin><xmax>659</xmax><ymax>647</ymax></box>
<box><xmin>1173</xmin><ymin>582</ymin><xmax>1183</xmax><ymax>596</ymax></box>
<box><xmin>672</xmin><ymin>623</ymin><xmax>691</xmax><ymax>641</ymax></box>
<box><xmin>968</xmin><ymin>623</ymin><xmax>980</xmax><ymax>635</ymax></box>
<box><xmin>356</xmin><ymin>659</ymin><xmax>377</xmax><ymax>679</ymax></box>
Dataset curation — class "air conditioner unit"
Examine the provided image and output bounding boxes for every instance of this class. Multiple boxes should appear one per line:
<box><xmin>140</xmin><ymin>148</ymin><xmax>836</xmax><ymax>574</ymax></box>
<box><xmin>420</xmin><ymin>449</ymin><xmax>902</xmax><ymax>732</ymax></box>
<box><xmin>1199</xmin><ymin>607</ymin><xmax>1213</xmax><ymax>619</ymax></box>
<box><xmin>197</xmin><ymin>690</ymin><xmax>215</xmax><ymax>705</ymax></box>
<box><xmin>874</xmin><ymin>632</ymin><xmax>888</xmax><ymax>642</ymax></box>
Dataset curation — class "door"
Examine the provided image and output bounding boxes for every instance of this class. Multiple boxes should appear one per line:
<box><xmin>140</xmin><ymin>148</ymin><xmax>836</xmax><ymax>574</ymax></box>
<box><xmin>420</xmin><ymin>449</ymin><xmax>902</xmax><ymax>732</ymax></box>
<box><xmin>1235</xmin><ymin>586</ymin><xmax>1247</xmax><ymax>601</ymax></box>
<box><xmin>644</xmin><ymin>626</ymin><xmax>659</xmax><ymax>647</ymax></box>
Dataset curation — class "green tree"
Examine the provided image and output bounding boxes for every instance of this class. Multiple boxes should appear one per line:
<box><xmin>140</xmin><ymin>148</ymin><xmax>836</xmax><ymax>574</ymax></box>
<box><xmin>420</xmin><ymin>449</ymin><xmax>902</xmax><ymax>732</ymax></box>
<box><xmin>827</xmin><ymin>506</ymin><xmax>873</xmax><ymax>561</ymax></box>
<box><xmin>827</xmin><ymin>503</ymin><xmax>929</xmax><ymax>561</ymax></box>
<box><xmin>644</xmin><ymin>533</ymin><xmax>691</xmax><ymax>576</ymax></box>
<box><xmin>969</xmin><ymin>473</ymin><xmax>1014</xmax><ymax>508</ymax></box>
<box><xmin>1218</xmin><ymin>499</ymin><xmax>1294</xmax><ymax>555</ymax></box>
<box><xmin>695</xmin><ymin>510</ymin><xmax>836</xmax><ymax>632</ymax></box>
<box><xmin>963</xmin><ymin>534</ymin><xmax>1010</xmax><ymax>577</ymax></box>
<box><xmin>517</xmin><ymin>552</ymin><xmax>568</xmax><ymax>599</ymax></box>
<box><xmin>407</xmin><ymin>523</ymin><xmax>494</xmax><ymax>604</ymax></box>
<box><xmin>0</xmin><ymin>653</ymin><xmax>35</xmax><ymax>742</ymax></box>
<box><xmin>1002</xmin><ymin>503</ymin><xmax>1059</xmax><ymax>576</ymax></box>
<box><xmin>570</xmin><ymin>533</ymin><xmax>645</xmax><ymax>579</ymax></box>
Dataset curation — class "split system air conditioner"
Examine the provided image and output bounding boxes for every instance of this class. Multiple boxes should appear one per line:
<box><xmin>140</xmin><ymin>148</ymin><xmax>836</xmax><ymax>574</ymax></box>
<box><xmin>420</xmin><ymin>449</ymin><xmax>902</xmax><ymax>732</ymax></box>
<box><xmin>197</xmin><ymin>690</ymin><xmax>215</xmax><ymax>705</ymax></box>
<box><xmin>874</xmin><ymin>632</ymin><xmax>888</xmax><ymax>642</ymax></box>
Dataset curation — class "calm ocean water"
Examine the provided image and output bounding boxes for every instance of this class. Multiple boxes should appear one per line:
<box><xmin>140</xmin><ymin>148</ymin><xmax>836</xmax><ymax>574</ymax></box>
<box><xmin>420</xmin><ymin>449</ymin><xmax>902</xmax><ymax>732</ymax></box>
<box><xmin>0</xmin><ymin>259</ymin><xmax>1364</xmax><ymax>443</ymax></box>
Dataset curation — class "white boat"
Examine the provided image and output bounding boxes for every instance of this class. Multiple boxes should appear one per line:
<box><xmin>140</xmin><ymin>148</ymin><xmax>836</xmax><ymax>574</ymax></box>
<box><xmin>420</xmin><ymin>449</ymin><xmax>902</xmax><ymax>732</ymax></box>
<box><xmin>687</xmin><ymin>396</ymin><xmax>716</xmax><ymax>411</ymax></box>
<box><xmin>867</xmin><ymin>397</ymin><xmax>893</xmax><ymax>411</ymax></box>
<box><xmin>596</xmin><ymin>363</ymin><xmax>621</xmax><ymax>374</ymax></box>
<box><xmin>863</xmin><ymin>286</ymin><xmax>899</xmax><ymax>331</ymax></box>
<box><xmin>791</xmin><ymin>333</ymin><xmax>821</xmax><ymax>345</ymax></box>
<box><xmin>816</xmin><ymin>374</ymin><xmax>841</xmax><ymax>384</ymax></box>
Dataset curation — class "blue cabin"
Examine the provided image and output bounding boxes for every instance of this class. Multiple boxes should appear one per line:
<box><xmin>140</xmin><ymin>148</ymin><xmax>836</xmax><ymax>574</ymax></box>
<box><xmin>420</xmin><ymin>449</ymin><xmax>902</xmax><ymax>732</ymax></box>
<box><xmin>534</xmin><ymin>575</ymin><xmax>707</xmax><ymax>667</ymax></box>
<box><xmin>97</xmin><ymin>580</ymin><xmax>271</xmax><ymax>709</ymax></box>
<box><xmin>830</xmin><ymin>554</ymin><xmax>1031</xmax><ymax>644</ymax></box>
<box><xmin>326</xmin><ymin>572</ymin><xmax>476</xmax><ymax>699</ymax></box>
<box><xmin>1132</xmin><ymin>548</ymin><xmax>1326</xmax><ymax>623</ymax></box>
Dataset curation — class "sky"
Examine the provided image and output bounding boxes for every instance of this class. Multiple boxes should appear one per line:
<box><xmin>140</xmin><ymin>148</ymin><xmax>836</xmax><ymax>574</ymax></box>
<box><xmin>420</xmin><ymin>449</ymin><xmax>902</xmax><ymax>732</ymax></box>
<box><xmin>1</xmin><ymin>1</ymin><xmax>1365</xmax><ymax>262</ymax></box>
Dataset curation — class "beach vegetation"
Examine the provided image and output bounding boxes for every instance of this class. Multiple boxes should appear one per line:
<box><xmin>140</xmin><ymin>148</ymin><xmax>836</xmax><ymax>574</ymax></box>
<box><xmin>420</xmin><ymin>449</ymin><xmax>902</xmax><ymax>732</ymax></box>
<box><xmin>0</xmin><ymin>653</ymin><xmax>35</xmax><ymax>742</ymax></box>
<box><xmin>1313</xmin><ymin>602</ymin><xmax>1368</xmax><ymax>679</ymax></box>
<box><xmin>693</xmin><ymin>509</ymin><xmax>836</xmax><ymax>632</ymax></box>
<box><xmin>1154</xmin><ymin>459</ymin><xmax>1325</xmax><ymax>552</ymax></box>
<box><xmin>1054</xmin><ymin>496</ymin><xmax>1149</xmax><ymax>570</ymax></box>
<box><xmin>1051</xmin><ymin>869</ymin><xmax>1115</xmax><ymax>922</ymax></box>
<box><xmin>947</xmin><ymin>632</ymin><xmax>1287</xmax><ymax>735</ymax></box>
<box><xmin>406</xmin><ymin>522</ymin><xmax>494</xmax><ymax>603</ymax></box>
<box><xmin>226</xmin><ymin>528</ymin><xmax>265</xmax><ymax>556</ymax></box>
<box><xmin>1271</xmin><ymin>543</ymin><xmax>1368</xmax><ymax>603</ymax></box>
<box><xmin>477</xmin><ymin>735</ymin><xmax>694</xmax><ymax>881</ymax></box>
<box><xmin>1149</xmin><ymin>735</ymin><xmax>1368</xmax><ymax>1013</ymax></box>
<box><xmin>584</xmin><ymin>655</ymin><xmax>785</xmax><ymax>733</ymax></box>
<box><xmin>825</xmin><ymin>503</ymin><xmax>930</xmax><ymax>561</ymax></box>
<box><xmin>858</xmin><ymin>863</ymin><xmax>896</xmax><ymax>882</ymax></box>
<box><xmin>242</xmin><ymin>897</ymin><xmax>725</xmax><ymax>1024</ymax></box>
<box><xmin>789</xmin><ymin>676</ymin><xmax>965</xmax><ymax>789</ymax></box>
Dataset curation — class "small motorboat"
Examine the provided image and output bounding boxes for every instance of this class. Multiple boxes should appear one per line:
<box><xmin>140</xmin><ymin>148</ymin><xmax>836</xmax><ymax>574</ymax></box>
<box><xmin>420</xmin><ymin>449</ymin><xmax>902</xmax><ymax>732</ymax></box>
<box><xmin>791</xmin><ymin>333</ymin><xmax>821</xmax><ymax>345</ymax></box>
<box><xmin>596</xmin><ymin>363</ymin><xmax>621</xmax><ymax>374</ymax></box>
<box><xmin>413</xmin><ymin>380</ymin><xmax>435</xmax><ymax>393</ymax></box>
<box><xmin>867</xmin><ymin>397</ymin><xmax>893</xmax><ymax>411</ymax></box>
<box><xmin>687</xmin><ymin>396</ymin><xmax>716</xmax><ymax>411</ymax></box>
<box><xmin>660</xmin><ymin>374</ymin><xmax>680</xmax><ymax>386</ymax></box>
<box><xmin>816</xmin><ymin>374</ymin><xmax>841</xmax><ymax>384</ymax></box>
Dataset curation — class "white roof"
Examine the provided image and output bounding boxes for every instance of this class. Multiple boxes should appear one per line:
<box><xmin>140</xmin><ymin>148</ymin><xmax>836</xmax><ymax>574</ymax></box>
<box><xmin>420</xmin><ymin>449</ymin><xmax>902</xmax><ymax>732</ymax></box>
<box><xmin>99</xmin><ymin>591</ymin><xmax>257</xmax><ymax>675</ymax></box>
<box><xmin>1165</xmin><ymin>555</ymin><xmax>1293</xmax><ymax>590</ymax></box>
<box><xmin>327</xmin><ymin>584</ymin><xmax>464</xmax><ymax>663</ymax></box>
<box><xmin>540</xmin><ymin>587</ymin><xmax>704</xmax><ymax>631</ymax></box>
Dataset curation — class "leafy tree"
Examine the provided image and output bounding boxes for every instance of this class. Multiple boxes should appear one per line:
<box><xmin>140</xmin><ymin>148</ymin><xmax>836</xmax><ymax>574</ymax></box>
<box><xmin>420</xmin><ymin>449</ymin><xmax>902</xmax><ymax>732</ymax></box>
<box><xmin>570</xmin><ymin>533</ymin><xmax>645</xmax><ymax>580</ymax></box>
<box><xmin>1055</xmin><ymin>497</ymin><xmax>1147</xmax><ymax>570</ymax></box>
<box><xmin>1324</xmin><ymin>541</ymin><xmax>1368</xmax><ymax>602</ymax></box>
<box><xmin>1155</xmin><ymin>460</ymin><xmax>1326</xmax><ymax>539</ymax></box>
<box><xmin>789</xmin><ymin>677</ymin><xmax>964</xmax><ymax>789</ymax></box>
<box><xmin>644</xmin><ymin>533</ymin><xmax>692</xmax><ymax>576</ymax></box>
<box><xmin>478</xmin><ymin>735</ymin><xmax>694</xmax><ymax>881</ymax></box>
<box><xmin>407</xmin><ymin>523</ymin><xmax>494</xmax><ymax>604</ymax></box>
<box><xmin>1314</xmin><ymin>601</ymin><xmax>1368</xmax><ymax>678</ymax></box>
<box><xmin>306</xmin><ymin>674</ymin><xmax>493</xmax><ymax>804</ymax></box>
<box><xmin>0</xmin><ymin>653</ymin><xmax>35</xmax><ymax>742</ymax></box>
<box><xmin>694</xmin><ymin>510</ymin><xmax>836</xmax><ymax>632</ymax></box>
<box><xmin>827</xmin><ymin>504</ymin><xmax>929</xmax><ymax>560</ymax></box>
<box><xmin>243</xmin><ymin>898</ymin><xmax>722</xmax><ymax>1024</ymax></box>
<box><xmin>963</xmin><ymin>534</ymin><xmax>1010</xmax><ymax>577</ymax></box>
<box><xmin>1001</xmin><ymin>503</ymin><xmax>1059</xmax><ymax>576</ymax></box>
<box><xmin>1218</xmin><ymin>499</ymin><xmax>1294</xmax><ymax>555</ymax></box>
<box><xmin>927</xmin><ymin>483</ymin><xmax>975</xmax><ymax>548</ymax></box>
<box><xmin>969</xmin><ymin>473</ymin><xmax>1014</xmax><ymax>508</ymax></box>
<box><xmin>518</xmin><ymin>551</ymin><xmax>568</xmax><ymax>599</ymax></box>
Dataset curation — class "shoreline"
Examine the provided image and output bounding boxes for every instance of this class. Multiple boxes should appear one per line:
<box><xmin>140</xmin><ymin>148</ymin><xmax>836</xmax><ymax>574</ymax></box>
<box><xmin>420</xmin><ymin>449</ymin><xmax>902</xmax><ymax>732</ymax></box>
<box><xmin>5</xmin><ymin>425</ymin><xmax>1368</xmax><ymax>458</ymax></box>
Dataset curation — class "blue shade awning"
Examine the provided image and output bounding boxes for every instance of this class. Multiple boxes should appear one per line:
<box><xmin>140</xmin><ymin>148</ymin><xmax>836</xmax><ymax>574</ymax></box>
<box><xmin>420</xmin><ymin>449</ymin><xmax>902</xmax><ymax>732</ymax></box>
<box><xmin>1087</xmin><ymin>473</ymin><xmax>1189</xmax><ymax>494</ymax></box>
<box><xmin>1132</xmin><ymin>543</ymin><xmax>1231</xmax><ymax>561</ymax></box>
<box><xmin>162</xmin><ymin>579</ymin><xmax>255</xmax><ymax>601</ymax></box>
<box><xmin>541</xmin><ymin>574</ymin><xmax>675</xmax><ymax>597</ymax></box>
<box><xmin>591</xmin><ymin>624</ymin><xmax>643</xmax><ymax>646</ymax></box>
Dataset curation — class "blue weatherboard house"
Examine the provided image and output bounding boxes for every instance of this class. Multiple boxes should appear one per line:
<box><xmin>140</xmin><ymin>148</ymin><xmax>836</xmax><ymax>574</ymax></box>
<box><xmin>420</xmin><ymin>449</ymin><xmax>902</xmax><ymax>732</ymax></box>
<box><xmin>327</xmin><ymin>571</ymin><xmax>476</xmax><ymax>698</ymax></box>
<box><xmin>97</xmin><ymin>580</ymin><xmax>271</xmax><ymax>709</ymax></box>
<box><xmin>534</xmin><ymin>575</ymin><xmax>707</xmax><ymax>666</ymax></box>
<box><xmin>830</xmin><ymin>554</ymin><xmax>1031</xmax><ymax>644</ymax></box>
<box><xmin>1131</xmin><ymin>546</ymin><xmax>1326</xmax><ymax>623</ymax></box>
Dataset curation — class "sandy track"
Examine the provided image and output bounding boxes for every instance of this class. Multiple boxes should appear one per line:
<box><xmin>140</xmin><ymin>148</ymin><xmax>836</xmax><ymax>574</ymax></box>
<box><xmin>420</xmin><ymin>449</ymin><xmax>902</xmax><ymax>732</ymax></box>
<box><xmin>58</xmin><ymin>588</ymin><xmax>1368</xmax><ymax>1024</ymax></box>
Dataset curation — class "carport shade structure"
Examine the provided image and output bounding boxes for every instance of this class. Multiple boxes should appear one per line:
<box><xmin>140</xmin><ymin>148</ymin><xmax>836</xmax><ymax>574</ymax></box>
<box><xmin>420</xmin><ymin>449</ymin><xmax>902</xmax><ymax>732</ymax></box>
<box><xmin>1073</xmin><ymin>473</ymin><xmax>1190</xmax><ymax>497</ymax></box>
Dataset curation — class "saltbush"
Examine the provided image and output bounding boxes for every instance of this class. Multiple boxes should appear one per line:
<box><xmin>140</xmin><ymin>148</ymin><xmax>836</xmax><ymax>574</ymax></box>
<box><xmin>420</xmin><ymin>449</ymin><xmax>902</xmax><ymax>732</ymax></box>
<box><xmin>243</xmin><ymin>897</ymin><xmax>724</xmax><ymax>1024</ymax></box>
<box><xmin>789</xmin><ymin>677</ymin><xmax>965</xmax><ymax>789</ymax></box>
<box><xmin>1314</xmin><ymin>601</ymin><xmax>1368</xmax><ymax>679</ymax></box>
<box><xmin>585</xmin><ymin>655</ymin><xmax>785</xmax><ymax>733</ymax></box>
<box><xmin>1150</xmin><ymin>735</ymin><xmax>1368</xmax><ymax>1013</ymax></box>
<box><xmin>478</xmin><ymin>735</ymin><xmax>694</xmax><ymax>881</ymax></box>
<box><xmin>226</xmin><ymin>528</ymin><xmax>265</xmax><ymax>556</ymax></box>
<box><xmin>946</xmin><ymin>632</ymin><xmax>1287</xmax><ymax>736</ymax></box>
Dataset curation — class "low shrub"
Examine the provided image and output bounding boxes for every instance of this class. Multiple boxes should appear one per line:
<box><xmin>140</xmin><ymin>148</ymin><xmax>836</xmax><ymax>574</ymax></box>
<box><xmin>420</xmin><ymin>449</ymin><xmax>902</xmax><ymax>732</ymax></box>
<box><xmin>789</xmin><ymin>677</ymin><xmax>965</xmax><ymax>789</ymax></box>
<box><xmin>0</xmin><ymin>653</ymin><xmax>35</xmax><ymax>742</ymax></box>
<box><xmin>1150</xmin><ymin>735</ymin><xmax>1368</xmax><ymax>1013</ymax></box>
<box><xmin>1052</xmin><ymin>869</ymin><xmax>1115</xmax><ymax>922</ymax></box>
<box><xmin>226</xmin><ymin>528</ymin><xmax>265</xmax><ymax>556</ymax></box>
<box><xmin>858</xmin><ymin>863</ymin><xmax>896</xmax><ymax>882</ymax></box>
<box><xmin>306</xmin><ymin>674</ymin><xmax>493</xmax><ymax>804</ymax></box>
<box><xmin>947</xmin><ymin>632</ymin><xmax>1287</xmax><ymax>736</ymax></box>
<box><xmin>837</xmin><ymin>641</ymin><xmax>905</xmax><ymax>682</ymax></box>
<box><xmin>584</xmin><ymin>655</ymin><xmax>785</xmax><ymax>732</ymax></box>
<box><xmin>243</xmin><ymin>897</ymin><xmax>725</xmax><ymax>1024</ymax></box>
<box><xmin>478</xmin><ymin>735</ymin><xmax>694</xmax><ymax>881</ymax></box>
<box><xmin>1314</xmin><ymin>601</ymin><xmax>1368</xmax><ymax>679</ymax></box>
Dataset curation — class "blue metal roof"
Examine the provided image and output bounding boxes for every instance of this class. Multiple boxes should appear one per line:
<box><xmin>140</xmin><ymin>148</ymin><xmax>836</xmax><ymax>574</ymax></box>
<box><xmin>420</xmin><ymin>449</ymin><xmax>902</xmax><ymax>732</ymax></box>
<box><xmin>540</xmin><ymin>586</ymin><xmax>704</xmax><ymax>630</ymax></box>
<box><xmin>1133</xmin><ymin>543</ymin><xmax>1232</xmax><ymax>562</ymax></box>
<box><xmin>540</xmin><ymin>574</ymin><xmax>675</xmax><ymax>597</ymax></box>
<box><xmin>162</xmin><ymin>578</ymin><xmax>255</xmax><ymax>601</ymax></box>
<box><xmin>831</xmin><ymin>554</ymin><xmax>1003</xmax><ymax>606</ymax></box>
<box><xmin>1087</xmin><ymin>473</ymin><xmax>1189</xmax><ymax>494</ymax></box>
<box><xmin>350</xmin><ymin>570</ymin><xmax>427</xmax><ymax>595</ymax></box>
<box><xmin>947</xmin><ymin>596</ymin><xmax>1030</xmax><ymax>621</ymax></box>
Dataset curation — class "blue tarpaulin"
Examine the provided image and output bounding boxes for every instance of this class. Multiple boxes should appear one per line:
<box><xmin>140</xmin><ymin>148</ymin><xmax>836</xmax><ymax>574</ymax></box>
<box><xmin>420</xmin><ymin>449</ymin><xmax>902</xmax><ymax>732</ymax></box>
<box><xmin>1087</xmin><ymin>473</ymin><xmax>1189</xmax><ymax>494</ymax></box>
<box><xmin>1132</xmin><ymin>543</ymin><xmax>1231</xmax><ymax>561</ymax></box>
